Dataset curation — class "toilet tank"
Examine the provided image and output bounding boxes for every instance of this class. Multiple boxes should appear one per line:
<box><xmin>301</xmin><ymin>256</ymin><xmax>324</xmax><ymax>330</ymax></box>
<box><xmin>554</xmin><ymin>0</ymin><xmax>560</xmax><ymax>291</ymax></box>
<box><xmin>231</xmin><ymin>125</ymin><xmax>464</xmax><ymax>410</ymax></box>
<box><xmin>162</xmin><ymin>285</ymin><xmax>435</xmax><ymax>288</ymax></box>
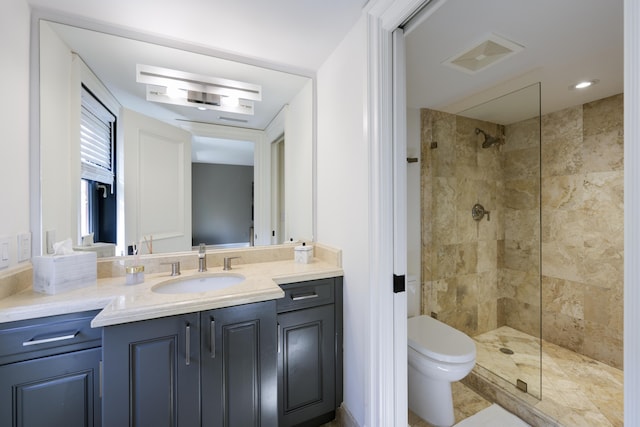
<box><xmin>407</xmin><ymin>275</ymin><xmax>420</xmax><ymax>318</ymax></box>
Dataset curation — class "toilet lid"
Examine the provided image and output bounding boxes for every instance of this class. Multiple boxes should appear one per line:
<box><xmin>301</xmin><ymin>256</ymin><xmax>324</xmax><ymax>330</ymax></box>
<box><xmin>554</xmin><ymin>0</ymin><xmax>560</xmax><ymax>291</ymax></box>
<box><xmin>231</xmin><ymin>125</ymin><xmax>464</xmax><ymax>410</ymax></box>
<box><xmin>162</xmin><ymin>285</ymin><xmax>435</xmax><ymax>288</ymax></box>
<box><xmin>407</xmin><ymin>315</ymin><xmax>476</xmax><ymax>363</ymax></box>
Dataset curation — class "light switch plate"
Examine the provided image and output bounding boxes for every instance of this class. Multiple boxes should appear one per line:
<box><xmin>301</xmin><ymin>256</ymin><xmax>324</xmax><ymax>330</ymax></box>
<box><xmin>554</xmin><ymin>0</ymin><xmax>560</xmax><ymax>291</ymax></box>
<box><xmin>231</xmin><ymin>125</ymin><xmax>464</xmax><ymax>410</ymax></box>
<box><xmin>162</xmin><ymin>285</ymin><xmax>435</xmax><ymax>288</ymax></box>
<box><xmin>18</xmin><ymin>232</ymin><xmax>31</xmax><ymax>262</ymax></box>
<box><xmin>0</xmin><ymin>237</ymin><xmax>9</xmax><ymax>269</ymax></box>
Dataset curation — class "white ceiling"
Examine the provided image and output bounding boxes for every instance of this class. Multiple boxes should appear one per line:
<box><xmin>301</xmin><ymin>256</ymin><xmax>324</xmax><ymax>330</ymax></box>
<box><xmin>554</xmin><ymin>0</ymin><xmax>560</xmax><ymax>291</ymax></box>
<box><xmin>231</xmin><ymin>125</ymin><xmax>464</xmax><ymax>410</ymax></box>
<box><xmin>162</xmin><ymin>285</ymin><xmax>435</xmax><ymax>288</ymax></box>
<box><xmin>36</xmin><ymin>0</ymin><xmax>368</xmax><ymax>165</ymax></box>
<box><xmin>405</xmin><ymin>0</ymin><xmax>623</xmax><ymax>124</ymax></box>
<box><xmin>30</xmin><ymin>0</ymin><xmax>369</xmax><ymax>72</ymax></box>
<box><xmin>35</xmin><ymin>0</ymin><xmax>624</xmax><ymax>134</ymax></box>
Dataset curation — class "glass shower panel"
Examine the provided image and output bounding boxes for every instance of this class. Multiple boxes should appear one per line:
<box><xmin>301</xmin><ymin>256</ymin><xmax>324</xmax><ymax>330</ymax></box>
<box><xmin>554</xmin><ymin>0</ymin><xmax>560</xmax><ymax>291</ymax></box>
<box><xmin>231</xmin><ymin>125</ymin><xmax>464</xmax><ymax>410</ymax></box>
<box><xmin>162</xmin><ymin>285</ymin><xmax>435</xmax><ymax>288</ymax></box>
<box><xmin>422</xmin><ymin>83</ymin><xmax>542</xmax><ymax>399</ymax></box>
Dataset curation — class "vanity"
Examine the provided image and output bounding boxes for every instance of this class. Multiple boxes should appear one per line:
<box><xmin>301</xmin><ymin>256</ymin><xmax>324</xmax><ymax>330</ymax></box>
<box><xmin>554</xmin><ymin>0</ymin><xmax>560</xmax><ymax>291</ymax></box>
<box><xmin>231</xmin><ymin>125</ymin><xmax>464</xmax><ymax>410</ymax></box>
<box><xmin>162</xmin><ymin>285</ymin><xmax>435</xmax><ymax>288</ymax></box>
<box><xmin>0</xmin><ymin>245</ymin><xmax>343</xmax><ymax>427</ymax></box>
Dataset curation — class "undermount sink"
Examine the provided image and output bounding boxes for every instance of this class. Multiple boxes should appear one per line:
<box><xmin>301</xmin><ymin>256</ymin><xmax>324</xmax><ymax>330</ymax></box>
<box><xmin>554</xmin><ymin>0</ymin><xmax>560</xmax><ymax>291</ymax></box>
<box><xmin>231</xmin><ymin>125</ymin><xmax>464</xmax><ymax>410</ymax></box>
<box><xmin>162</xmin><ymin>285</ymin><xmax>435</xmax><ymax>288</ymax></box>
<box><xmin>152</xmin><ymin>273</ymin><xmax>246</xmax><ymax>294</ymax></box>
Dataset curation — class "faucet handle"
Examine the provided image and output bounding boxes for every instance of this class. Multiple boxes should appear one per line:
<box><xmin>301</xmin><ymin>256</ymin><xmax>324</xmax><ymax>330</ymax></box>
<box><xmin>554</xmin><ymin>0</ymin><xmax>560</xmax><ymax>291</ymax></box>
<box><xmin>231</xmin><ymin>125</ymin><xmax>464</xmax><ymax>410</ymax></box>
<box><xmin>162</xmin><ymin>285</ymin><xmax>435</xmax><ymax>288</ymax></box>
<box><xmin>223</xmin><ymin>256</ymin><xmax>240</xmax><ymax>271</ymax></box>
<box><xmin>162</xmin><ymin>261</ymin><xmax>181</xmax><ymax>276</ymax></box>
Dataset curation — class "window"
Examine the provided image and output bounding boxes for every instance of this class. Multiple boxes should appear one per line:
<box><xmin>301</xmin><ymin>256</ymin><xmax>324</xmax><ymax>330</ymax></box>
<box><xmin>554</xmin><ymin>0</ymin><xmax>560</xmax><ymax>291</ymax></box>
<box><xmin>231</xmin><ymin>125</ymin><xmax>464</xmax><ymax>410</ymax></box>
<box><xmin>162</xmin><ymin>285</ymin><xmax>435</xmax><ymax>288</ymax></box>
<box><xmin>80</xmin><ymin>86</ymin><xmax>115</xmax><ymax>185</ymax></box>
<box><xmin>80</xmin><ymin>86</ymin><xmax>117</xmax><ymax>242</ymax></box>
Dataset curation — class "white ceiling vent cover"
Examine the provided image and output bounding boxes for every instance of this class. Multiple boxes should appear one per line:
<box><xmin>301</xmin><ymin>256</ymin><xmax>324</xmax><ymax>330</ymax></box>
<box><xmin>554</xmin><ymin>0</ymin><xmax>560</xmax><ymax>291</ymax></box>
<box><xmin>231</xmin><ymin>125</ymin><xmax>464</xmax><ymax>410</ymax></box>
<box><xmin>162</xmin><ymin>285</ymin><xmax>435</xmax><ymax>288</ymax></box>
<box><xmin>443</xmin><ymin>34</ymin><xmax>524</xmax><ymax>74</ymax></box>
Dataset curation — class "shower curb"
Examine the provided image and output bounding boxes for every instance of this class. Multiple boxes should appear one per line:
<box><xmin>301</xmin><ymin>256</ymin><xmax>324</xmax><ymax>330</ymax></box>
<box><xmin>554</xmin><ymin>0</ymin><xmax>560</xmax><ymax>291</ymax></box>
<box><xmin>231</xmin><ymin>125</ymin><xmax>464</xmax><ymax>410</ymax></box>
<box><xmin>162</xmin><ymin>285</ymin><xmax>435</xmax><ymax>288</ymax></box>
<box><xmin>462</xmin><ymin>366</ymin><xmax>561</xmax><ymax>427</ymax></box>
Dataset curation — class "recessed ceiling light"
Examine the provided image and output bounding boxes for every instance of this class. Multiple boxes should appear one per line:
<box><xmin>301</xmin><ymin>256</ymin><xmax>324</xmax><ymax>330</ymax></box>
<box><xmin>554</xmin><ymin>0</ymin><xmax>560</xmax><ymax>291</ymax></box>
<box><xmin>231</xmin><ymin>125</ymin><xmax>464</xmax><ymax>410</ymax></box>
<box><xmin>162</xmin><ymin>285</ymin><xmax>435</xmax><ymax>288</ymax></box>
<box><xmin>570</xmin><ymin>79</ymin><xmax>599</xmax><ymax>90</ymax></box>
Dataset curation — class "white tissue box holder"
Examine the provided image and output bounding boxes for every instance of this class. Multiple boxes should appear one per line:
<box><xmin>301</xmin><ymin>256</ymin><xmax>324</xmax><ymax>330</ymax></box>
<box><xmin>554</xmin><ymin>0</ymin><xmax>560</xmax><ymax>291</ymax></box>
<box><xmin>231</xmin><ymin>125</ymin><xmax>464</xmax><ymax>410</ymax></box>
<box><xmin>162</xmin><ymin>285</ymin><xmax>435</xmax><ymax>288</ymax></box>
<box><xmin>33</xmin><ymin>251</ymin><xmax>97</xmax><ymax>294</ymax></box>
<box><xmin>294</xmin><ymin>245</ymin><xmax>313</xmax><ymax>264</ymax></box>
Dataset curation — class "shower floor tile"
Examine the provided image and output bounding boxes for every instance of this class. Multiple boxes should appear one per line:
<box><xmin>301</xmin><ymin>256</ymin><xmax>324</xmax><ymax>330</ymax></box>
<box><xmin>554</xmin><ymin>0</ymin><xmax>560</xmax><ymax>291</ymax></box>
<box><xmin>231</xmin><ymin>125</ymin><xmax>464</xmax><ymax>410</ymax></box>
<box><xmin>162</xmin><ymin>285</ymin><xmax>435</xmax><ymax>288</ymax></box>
<box><xmin>473</xmin><ymin>326</ymin><xmax>623</xmax><ymax>427</ymax></box>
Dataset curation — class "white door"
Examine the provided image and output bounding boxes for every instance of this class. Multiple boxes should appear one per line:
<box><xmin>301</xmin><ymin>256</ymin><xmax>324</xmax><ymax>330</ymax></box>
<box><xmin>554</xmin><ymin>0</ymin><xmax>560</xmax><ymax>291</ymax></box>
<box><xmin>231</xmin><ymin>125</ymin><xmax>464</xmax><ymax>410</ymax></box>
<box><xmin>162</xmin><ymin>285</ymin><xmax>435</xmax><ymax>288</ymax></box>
<box><xmin>121</xmin><ymin>108</ymin><xmax>192</xmax><ymax>253</ymax></box>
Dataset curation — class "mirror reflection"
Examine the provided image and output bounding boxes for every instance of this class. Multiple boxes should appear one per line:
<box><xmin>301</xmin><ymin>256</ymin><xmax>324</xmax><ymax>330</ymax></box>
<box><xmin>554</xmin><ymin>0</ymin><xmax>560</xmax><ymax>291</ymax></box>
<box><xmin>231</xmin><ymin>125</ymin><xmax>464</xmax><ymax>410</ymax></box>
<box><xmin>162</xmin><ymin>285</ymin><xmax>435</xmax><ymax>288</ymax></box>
<box><xmin>38</xmin><ymin>19</ymin><xmax>314</xmax><ymax>256</ymax></box>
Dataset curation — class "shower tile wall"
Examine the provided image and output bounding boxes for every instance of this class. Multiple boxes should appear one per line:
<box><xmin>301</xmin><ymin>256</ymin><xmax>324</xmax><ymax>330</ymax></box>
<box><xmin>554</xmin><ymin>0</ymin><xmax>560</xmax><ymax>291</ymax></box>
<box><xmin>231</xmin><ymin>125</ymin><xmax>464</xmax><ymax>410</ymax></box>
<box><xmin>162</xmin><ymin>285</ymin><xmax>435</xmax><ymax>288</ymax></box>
<box><xmin>421</xmin><ymin>92</ymin><xmax>624</xmax><ymax>369</ymax></box>
<box><xmin>421</xmin><ymin>109</ymin><xmax>507</xmax><ymax>336</ymax></box>
<box><xmin>541</xmin><ymin>93</ymin><xmax>623</xmax><ymax>369</ymax></box>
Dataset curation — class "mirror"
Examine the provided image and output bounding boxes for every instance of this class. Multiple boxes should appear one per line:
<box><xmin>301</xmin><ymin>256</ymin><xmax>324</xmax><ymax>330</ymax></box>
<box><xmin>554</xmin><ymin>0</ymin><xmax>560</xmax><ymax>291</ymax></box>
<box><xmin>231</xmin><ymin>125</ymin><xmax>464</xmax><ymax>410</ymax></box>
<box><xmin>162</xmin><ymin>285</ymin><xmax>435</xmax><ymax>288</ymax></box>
<box><xmin>35</xmin><ymin>15</ymin><xmax>314</xmax><ymax>256</ymax></box>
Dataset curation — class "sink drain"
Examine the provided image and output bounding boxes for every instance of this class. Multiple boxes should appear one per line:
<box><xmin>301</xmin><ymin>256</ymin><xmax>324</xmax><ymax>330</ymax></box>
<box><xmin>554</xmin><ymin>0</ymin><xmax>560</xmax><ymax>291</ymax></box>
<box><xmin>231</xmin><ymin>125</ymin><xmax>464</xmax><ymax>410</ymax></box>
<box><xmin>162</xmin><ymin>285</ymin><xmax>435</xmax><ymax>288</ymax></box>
<box><xmin>500</xmin><ymin>347</ymin><xmax>514</xmax><ymax>355</ymax></box>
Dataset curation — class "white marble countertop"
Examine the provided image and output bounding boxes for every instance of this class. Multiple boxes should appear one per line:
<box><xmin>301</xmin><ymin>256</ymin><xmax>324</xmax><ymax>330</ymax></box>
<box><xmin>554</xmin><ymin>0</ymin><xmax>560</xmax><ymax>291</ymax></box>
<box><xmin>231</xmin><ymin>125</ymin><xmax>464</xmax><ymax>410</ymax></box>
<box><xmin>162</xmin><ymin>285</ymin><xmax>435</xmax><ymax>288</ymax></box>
<box><xmin>0</xmin><ymin>259</ymin><xmax>343</xmax><ymax>328</ymax></box>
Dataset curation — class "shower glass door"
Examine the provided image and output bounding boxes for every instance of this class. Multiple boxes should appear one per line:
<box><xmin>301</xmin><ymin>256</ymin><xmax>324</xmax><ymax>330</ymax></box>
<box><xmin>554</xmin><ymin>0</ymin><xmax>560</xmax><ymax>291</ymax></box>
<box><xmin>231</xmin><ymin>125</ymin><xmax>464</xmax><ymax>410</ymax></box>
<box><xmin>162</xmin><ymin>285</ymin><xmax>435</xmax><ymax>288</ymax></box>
<box><xmin>422</xmin><ymin>83</ymin><xmax>542</xmax><ymax>399</ymax></box>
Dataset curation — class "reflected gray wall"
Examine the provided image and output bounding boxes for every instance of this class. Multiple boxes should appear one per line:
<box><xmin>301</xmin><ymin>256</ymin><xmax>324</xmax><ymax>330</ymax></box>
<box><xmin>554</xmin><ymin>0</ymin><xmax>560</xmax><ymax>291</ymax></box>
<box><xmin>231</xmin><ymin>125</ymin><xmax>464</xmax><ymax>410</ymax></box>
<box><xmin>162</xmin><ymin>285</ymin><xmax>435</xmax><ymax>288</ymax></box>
<box><xmin>192</xmin><ymin>163</ymin><xmax>253</xmax><ymax>245</ymax></box>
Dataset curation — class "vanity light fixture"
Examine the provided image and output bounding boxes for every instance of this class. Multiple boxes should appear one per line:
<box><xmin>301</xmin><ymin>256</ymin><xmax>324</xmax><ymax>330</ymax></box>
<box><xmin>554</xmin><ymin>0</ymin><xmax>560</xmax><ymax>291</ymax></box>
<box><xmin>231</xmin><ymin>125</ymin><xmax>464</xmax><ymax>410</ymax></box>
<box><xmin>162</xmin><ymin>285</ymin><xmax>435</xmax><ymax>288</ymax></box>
<box><xmin>136</xmin><ymin>64</ymin><xmax>262</xmax><ymax>115</ymax></box>
<box><xmin>570</xmin><ymin>79</ymin><xmax>599</xmax><ymax>90</ymax></box>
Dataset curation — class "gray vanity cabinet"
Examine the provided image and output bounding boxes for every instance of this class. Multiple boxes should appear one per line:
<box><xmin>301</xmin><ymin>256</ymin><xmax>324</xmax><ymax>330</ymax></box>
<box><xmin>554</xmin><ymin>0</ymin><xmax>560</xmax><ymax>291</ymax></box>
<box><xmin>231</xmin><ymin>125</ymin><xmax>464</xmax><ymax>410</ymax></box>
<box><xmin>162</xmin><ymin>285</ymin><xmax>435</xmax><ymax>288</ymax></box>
<box><xmin>102</xmin><ymin>300</ymin><xmax>277</xmax><ymax>427</ymax></box>
<box><xmin>0</xmin><ymin>310</ymin><xmax>103</xmax><ymax>427</ymax></box>
<box><xmin>200</xmin><ymin>300</ymin><xmax>278</xmax><ymax>427</ymax></box>
<box><xmin>102</xmin><ymin>312</ymin><xmax>200</xmax><ymax>427</ymax></box>
<box><xmin>277</xmin><ymin>277</ymin><xmax>343</xmax><ymax>427</ymax></box>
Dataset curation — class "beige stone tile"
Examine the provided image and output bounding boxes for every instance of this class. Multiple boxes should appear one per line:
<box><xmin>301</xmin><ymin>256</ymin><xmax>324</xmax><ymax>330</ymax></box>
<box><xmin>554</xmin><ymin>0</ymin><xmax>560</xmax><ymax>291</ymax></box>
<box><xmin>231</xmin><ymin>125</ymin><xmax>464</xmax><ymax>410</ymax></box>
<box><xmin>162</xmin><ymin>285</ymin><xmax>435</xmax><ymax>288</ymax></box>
<box><xmin>434</xmin><ymin>245</ymin><xmax>458</xmax><ymax>280</ymax></box>
<box><xmin>541</xmin><ymin>175</ymin><xmax>583</xmax><ymax>211</ymax></box>
<box><xmin>582</xmin><ymin>129</ymin><xmax>623</xmax><ymax>173</ymax></box>
<box><xmin>504</xmin><ymin>179</ymin><xmax>539</xmax><ymax>210</ymax></box>
<box><xmin>457</xmin><ymin>273</ymin><xmax>479</xmax><ymax>310</ymax></box>
<box><xmin>477</xmin><ymin>241</ymin><xmax>497</xmax><ymax>273</ymax></box>
<box><xmin>503</xmin><ymin>147</ymin><xmax>540</xmax><ymax>180</ymax></box>
<box><xmin>505</xmin><ymin>116</ymin><xmax>540</xmax><ymax>152</ymax></box>
<box><xmin>541</xmin><ymin>241</ymin><xmax>583</xmax><ymax>283</ymax></box>
<box><xmin>581</xmin><ymin>171</ymin><xmax>623</xmax><ymax>213</ymax></box>
<box><xmin>504</xmin><ymin>209</ymin><xmax>539</xmax><ymax>242</ymax></box>
<box><xmin>541</xmin><ymin>208</ymin><xmax>584</xmax><ymax>247</ymax></box>
<box><xmin>502</xmin><ymin>238</ymin><xmax>539</xmax><ymax>273</ymax></box>
<box><xmin>541</xmin><ymin>276</ymin><xmax>584</xmax><ymax>320</ymax></box>
<box><xmin>456</xmin><ymin>243</ymin><xmax>478</xmax><ymax>275</ymax></box>
<box><xmin>433</xmin><ymin>277</ymin><xmax>457</xmax><ymax>313</ymax></box>
<box><xmin>583</xmin><ymin>320</ymin><xmax>623</xmax><ymax>369</ymax></box>
<box><xmin>542</xmin><ymin>310</ymin><xmax>584</xmax><ymax>353</ymax></box>
<box><xmin>583</xmin><ymin>93</ymin><xmax>623</xmax><ymax>136</ymax></box>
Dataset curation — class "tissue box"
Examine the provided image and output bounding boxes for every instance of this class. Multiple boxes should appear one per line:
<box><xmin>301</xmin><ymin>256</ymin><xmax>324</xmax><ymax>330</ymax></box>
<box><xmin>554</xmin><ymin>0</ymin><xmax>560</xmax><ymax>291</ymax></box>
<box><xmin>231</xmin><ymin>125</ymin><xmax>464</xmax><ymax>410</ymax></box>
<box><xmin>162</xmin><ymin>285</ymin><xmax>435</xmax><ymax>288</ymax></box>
<box><xmin>33</xmin><ymin>252</ymin><xmax>97</xmax><ymax>294</ymax></box>
<box><xmin>294</xmin><ymin>244</ymin><xmax>313</xmax><ymax>264</ymax></box>
<box><xmin>73</xmin><ymin>242</ymin><xmax>116</xmax><ymax>258</ymax></box>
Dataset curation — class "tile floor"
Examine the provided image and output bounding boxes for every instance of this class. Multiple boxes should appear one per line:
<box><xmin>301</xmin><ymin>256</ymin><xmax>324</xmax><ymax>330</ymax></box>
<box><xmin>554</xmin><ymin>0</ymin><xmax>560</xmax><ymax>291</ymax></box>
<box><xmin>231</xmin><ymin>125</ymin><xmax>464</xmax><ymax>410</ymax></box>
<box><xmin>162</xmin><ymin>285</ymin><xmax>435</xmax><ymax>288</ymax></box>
<box><xmin>411</xmin><ymin>326</ymin><xmax>623</xmax><ymax>427</ymax></box>
<box><xmin>409</xmin><ymin>381</ymin><xmax>491</xmax><ymax>427</ymax></box>
<box><xmin>474</xmin><ymin>327</ymin><xmax>623</xmax><ymax>427</ymax></box>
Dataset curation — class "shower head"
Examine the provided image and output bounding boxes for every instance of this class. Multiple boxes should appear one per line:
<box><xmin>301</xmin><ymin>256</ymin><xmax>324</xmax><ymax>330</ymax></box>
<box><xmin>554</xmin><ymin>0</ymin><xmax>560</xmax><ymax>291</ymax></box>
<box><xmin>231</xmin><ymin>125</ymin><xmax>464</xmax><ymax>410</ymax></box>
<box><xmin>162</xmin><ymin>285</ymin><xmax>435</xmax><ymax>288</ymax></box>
<box><xmin>475</xmin><ymin>127</ymin><xmax>503</xmax><ymax>148</ymax></box>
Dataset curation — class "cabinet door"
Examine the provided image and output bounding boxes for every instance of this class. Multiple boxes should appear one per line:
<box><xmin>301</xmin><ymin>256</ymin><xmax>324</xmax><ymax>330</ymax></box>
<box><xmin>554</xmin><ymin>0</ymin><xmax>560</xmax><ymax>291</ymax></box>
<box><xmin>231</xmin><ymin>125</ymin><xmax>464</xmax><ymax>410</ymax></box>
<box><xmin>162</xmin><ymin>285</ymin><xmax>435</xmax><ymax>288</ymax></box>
<box><xmin>278</xmin><ymin>304</ymin><xmax>335</xmax><ymax>427</ymax></box>
<box><xmin>102</xmin><ymin>313</ymin><xmax>200</xmax><ymax>427</ymax></box>
<box><xmin>0</xmin><ymin>347</ymin><xmax>101</xmax><ymax>427</ymax></box>
<box><xmin>201</xmin><ymin>301</ymin><xmax>277</xmax><ymax>427</ymax></box>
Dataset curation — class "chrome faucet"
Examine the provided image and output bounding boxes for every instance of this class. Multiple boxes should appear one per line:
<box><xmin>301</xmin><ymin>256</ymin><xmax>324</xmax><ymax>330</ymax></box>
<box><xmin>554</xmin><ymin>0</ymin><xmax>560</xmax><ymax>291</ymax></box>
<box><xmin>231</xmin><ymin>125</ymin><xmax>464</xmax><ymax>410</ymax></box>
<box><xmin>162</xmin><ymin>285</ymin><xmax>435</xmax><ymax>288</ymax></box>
<box><xmin>198</xmin><ymin>243</ymin><xmax>207</xmax><ymax>272</ymax></box>
<box><xmin>162</xmin><ymin>261</ymin><xmax>181</xmax><ymax>276</ymax></box>
<box><xmin>223</xmin><ymin>256</ymin><xmax>240</xmax><ymax>271</ymax></box>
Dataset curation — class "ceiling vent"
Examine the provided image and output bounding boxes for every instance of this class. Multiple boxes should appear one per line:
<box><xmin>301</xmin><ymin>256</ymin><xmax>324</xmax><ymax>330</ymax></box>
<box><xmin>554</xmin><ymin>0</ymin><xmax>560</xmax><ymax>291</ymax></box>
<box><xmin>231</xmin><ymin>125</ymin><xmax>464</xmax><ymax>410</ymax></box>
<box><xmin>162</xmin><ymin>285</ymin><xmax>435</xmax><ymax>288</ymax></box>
<box><xmin>442</xmin><ymin>33</ymin><xmax>524</xmax><ymax>74</ymax></box>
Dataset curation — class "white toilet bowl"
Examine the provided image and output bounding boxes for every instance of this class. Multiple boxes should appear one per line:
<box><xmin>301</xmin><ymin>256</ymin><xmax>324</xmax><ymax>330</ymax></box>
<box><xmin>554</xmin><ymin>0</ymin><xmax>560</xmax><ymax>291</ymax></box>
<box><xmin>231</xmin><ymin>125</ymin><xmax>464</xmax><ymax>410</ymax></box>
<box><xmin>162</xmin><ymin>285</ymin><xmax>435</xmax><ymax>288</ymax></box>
<box><xmin>407</xmin><ymin>315</ymin><xmax>476</xmax><ymax>427</ymax></box>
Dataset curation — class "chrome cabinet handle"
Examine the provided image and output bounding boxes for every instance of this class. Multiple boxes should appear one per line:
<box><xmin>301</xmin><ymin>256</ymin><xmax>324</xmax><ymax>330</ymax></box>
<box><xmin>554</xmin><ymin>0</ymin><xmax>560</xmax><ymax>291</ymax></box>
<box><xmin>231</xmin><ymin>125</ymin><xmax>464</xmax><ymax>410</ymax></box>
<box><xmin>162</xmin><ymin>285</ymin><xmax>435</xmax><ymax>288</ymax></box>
<box><xmin>22</xmin><ymin>331</ymin><xmax>79</xmax><ymax>346</ymax></box>
<box><xmin>210</xmin><ymin>318</ymin><xmax>216</xmax><ymax>358</ymax></box>
<box><xmin>277</xmin><ymin>323</ymin><xmax>281</xmax><ymax>353</ymax></box>
<box><xmin>291</xmin><ymin>292</ymin><xmax>318</xmax><ymax>301</ymax></box>
<box><xmin>185</xmin><ymin>324</ymin><xmax>191</xmax><ymax>366</ymax></box>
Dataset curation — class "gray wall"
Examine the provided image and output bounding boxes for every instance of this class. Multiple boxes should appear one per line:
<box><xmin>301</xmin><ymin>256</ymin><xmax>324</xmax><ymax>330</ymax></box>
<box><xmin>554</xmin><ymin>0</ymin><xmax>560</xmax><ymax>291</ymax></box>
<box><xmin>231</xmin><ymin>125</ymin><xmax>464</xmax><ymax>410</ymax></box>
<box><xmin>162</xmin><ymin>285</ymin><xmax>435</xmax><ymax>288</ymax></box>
<box><xmin>192</xmin><ymin>163</ymin><xmax>253</xmax><ymax>245</ymax></box>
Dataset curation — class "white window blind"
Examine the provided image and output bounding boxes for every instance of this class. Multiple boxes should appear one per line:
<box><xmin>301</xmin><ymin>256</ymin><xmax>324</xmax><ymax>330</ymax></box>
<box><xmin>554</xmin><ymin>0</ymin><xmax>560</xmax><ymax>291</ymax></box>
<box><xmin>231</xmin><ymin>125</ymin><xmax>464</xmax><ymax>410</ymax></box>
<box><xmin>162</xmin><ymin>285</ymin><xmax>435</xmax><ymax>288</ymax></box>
<box><xmin>80</xmin><ymin>86</ymin><xmax>116</xmax><ymax>185</ymax></box>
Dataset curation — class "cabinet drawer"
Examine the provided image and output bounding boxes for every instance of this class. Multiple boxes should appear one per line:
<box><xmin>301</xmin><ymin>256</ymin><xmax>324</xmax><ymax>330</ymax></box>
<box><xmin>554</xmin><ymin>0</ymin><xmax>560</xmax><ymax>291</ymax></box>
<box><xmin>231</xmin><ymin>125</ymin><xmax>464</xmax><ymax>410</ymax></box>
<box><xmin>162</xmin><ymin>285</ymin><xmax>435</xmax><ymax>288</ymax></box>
<box><xmin>0</xmin><ymin>310</ymin><xmax>102</xmax><ymax>365</ymax></box>
<box><xmin>277</xmin><ymin>278</ymin><xmax>335</xmax><ymax>313</ymax></box>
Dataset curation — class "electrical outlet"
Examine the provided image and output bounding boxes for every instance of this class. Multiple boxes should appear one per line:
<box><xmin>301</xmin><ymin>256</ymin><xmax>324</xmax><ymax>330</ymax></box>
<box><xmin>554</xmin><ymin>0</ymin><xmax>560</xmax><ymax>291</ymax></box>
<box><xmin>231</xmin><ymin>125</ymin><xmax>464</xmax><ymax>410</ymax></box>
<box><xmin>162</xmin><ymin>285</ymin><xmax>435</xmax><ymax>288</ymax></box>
<box><xmin>0</xmin><ymin>237</ymin><xmax>9</xmax><ymax>269</ymax></box>
<box><xmin>18</xmin><ymin>233</ymin><xmax>31</xmax><ymax>262</ymax></box>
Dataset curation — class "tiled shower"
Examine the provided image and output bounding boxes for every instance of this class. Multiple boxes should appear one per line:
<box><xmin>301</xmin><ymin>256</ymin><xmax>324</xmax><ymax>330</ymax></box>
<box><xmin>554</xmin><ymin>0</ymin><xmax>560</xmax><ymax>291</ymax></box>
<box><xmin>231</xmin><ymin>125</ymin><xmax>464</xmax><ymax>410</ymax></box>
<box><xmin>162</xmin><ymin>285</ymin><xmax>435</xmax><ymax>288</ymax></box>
<box><xmin>420</xmin><ymin>90</ymin><xmax>624</xmax><ymax>398</ymax></box>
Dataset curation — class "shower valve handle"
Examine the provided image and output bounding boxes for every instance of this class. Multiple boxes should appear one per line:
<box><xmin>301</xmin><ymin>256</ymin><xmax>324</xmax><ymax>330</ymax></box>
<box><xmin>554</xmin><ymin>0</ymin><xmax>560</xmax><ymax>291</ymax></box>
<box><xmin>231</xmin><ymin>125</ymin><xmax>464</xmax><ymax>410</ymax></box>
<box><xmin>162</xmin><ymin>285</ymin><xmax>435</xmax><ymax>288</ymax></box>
<box><xmin>472</xmin><ymin>204</ymin><xmax>490</xmax><ymax>221</ymax></box>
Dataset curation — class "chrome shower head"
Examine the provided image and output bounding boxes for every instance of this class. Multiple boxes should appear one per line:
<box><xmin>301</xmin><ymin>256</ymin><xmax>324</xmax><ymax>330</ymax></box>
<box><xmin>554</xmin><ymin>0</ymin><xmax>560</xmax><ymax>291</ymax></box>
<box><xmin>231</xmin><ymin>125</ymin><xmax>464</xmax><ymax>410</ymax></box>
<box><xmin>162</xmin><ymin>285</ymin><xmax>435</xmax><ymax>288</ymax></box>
<box><xmin>475</xmin><ymin>127</ymin><xmax>502</xmax><ymax>148</ymax></box>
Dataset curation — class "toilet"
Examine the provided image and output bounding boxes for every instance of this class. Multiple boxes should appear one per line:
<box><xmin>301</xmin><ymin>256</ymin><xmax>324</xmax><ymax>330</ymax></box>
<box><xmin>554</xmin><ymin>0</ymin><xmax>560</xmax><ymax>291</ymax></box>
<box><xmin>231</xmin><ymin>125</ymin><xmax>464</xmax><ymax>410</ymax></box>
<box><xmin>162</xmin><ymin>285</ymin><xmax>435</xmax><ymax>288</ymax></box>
<box><xmin>407</xmin><ymin>315</ymin><xmax>476</xmax><ymax>427</ymax></box>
